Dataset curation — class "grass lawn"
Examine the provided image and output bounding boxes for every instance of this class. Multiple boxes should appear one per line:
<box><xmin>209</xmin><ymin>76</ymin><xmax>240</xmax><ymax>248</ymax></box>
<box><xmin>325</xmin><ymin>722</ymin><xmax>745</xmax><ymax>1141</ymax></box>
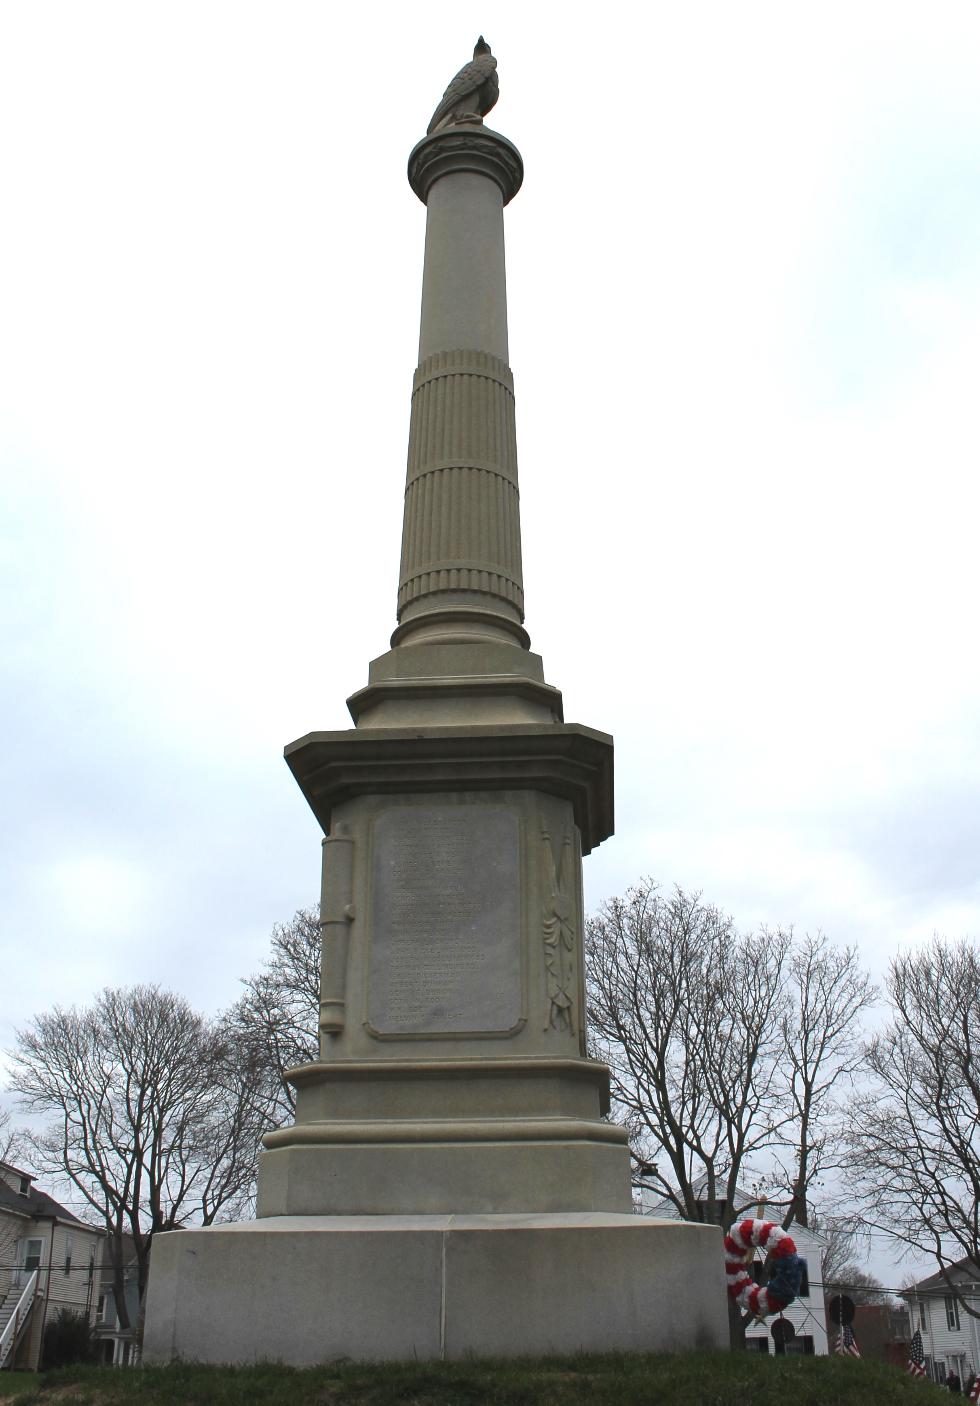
<box><xmin>0</xmin><ymin>1354</ymin><xmax>941</xmax><ymax>1406</ymax></box>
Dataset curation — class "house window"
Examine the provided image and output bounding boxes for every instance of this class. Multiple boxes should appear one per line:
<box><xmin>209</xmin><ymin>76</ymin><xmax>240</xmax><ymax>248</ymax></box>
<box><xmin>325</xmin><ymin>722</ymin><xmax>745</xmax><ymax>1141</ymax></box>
<box><xmin>945</xmin><ymin>1295</ymin><xmax>960</xmax><ymax>1331</ymax></box>
<box><xmin>14</xmin><ymin>1237</ymin><xmax>43</xmax><ymax>1287</ymax></box>
<box><xmin>18</xmin><ymin>1176</ymin><xmax>30</xmax><ymax>1196</ymax></box>
<box><xmin>64</xmin><ymin>1233</ymin><xmax>73</xmax><ymax>1276</ymax></box>
<box><xmin>784</xmin><ymin>1335</ymin><xmax>815</xmax><ymax>1355</ymax></box>
<box><xmin>920</xmin><ymin>1301</ymin><xmax>928</xmax><ymax>1330</ymax></box>
<box><xmin>97</xmin><ymin>1294</ymin><xmax>106</xmax><ymax>1322</ymax></box>
<box><xmin>745</xmin><ymin>1337</ymin><xmax>769</xmax><ymax>1353</ymax></box>
<box><xmin>798</xmin><ymin>1262</ymin><xmax>810</xmax><ymax>1298</ymax></box>
<box><xmin>87</xmin><ymin>1248</ymin><xmax>95</xmax><ymax>1283</ymax></box>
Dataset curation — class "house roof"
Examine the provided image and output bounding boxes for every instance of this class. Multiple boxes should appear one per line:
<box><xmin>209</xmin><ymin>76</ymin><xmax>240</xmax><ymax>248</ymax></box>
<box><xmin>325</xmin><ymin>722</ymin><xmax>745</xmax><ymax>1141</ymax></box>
<box><xmin>902</xmin><ymin>1257</ymin><xmax>980</xmax><ymax>1295</ymax></box>
<box><xmin>0</xmin><ymin>1159</ymin><xmax>32</xmax><ymax>1182</ymax></box>
<box><xmin>641</xmin><ymin>1180</ymin><xmax>829</xmax><ymax>1243</ymax></box>
<box><xmin>0</xmin><ymin>1175</ymin><xmax>94</xmax><ymax>1229</ymax></box>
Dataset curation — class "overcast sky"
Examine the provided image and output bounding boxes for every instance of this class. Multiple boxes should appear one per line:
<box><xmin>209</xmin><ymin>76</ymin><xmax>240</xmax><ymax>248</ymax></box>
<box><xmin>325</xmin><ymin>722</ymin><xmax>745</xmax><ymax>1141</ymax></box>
<box><xmin>2</xmin><ymin>2</ymin><xmax>978</xmax><ymax>1284</ymax></box>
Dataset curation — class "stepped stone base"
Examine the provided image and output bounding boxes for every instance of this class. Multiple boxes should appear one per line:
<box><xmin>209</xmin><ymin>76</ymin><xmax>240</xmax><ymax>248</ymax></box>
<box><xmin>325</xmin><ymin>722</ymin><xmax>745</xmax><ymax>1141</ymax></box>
<box><xmin>258</xmin><ymin>1137</ymin><xmax>630</xmax><ymax>1217</ymax></box>
<box><xmin>143</xmin><ymin>1213</ymin><xmax>728</xmax><ymax>1364</ymax></box>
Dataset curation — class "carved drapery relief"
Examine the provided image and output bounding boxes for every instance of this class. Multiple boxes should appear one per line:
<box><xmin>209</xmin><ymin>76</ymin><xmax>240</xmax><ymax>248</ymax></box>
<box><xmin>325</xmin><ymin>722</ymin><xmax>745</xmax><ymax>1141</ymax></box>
<box><xmin>541</xmin><ymin>826</ymin><xmax>575</xmax><ymax>1034</ymax></box>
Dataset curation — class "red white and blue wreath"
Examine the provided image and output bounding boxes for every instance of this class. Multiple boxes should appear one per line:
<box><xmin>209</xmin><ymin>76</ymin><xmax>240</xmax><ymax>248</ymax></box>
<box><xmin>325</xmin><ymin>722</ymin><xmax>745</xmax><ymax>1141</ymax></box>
<box><xmin>724</xmin><ymin>1219</ymin><xmax>806</xmax><ymax>1319</ymax></box>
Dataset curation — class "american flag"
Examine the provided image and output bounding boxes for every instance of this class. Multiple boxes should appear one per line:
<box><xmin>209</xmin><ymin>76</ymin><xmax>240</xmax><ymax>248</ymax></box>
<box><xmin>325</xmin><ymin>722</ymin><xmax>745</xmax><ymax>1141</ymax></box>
<box><xmin>836</xmin><ymin>1324</ymin><xmax>861</xmax><ymax>1357</ymax></box>
<box><xmin>906</xmin><ymin>1328</ymin><xmax>926</xmax><ymax>1377</ymax></box>
<box><xmin>969</xmin><ymin>1373</ymin><xmax>979</xmax><ymax>1404</ymax></box>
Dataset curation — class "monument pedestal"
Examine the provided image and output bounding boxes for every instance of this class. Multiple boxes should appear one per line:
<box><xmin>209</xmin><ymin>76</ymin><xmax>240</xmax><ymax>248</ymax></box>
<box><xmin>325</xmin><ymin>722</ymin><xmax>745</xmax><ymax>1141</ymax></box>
<box><xmin>143</xmin><ymin>1214</ymin><xmax>727</xmax><ymax>1364</ymax></box>
<box><xmin>258</xmin><ymin>1055</ymin><xmax>631</xmax><ymax>1217</ymax></box>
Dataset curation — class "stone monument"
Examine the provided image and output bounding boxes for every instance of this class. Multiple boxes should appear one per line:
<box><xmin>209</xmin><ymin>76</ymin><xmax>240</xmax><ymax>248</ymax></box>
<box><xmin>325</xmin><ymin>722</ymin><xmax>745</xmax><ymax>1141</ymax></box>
<box><xmin>143</xmin><ymin>39</ymin><xmax>728</xmax><ymax>1363</ymax></box>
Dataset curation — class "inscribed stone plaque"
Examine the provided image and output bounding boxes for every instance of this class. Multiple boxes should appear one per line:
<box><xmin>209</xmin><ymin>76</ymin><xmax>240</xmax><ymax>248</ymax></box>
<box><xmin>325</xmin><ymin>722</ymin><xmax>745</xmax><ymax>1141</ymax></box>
<box><xmin>368</xmin><ymin>806</ymin><xmax>521</xmax><ymax>1035</ymax></box>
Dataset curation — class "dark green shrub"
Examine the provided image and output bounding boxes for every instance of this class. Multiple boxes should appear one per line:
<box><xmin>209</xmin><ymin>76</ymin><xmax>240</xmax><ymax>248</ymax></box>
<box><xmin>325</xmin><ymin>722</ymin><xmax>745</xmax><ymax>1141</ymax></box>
<box><xmin>42</xmin><ymin>1307</ymin><xmax>96</xmax><ymax>1368</ymax></box>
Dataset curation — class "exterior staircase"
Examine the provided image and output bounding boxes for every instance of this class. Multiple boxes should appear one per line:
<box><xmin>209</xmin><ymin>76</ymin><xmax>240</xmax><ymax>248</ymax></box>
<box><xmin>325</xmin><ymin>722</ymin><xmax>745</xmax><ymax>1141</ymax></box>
<box><xmin>0</xmin><ymin>1273</ymin><xmax>39</xmax><ymax>1370</ymax></box>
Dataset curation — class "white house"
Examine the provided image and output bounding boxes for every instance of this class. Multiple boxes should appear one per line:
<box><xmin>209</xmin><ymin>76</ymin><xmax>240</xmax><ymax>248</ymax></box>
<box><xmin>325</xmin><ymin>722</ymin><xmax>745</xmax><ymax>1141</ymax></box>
<box><xmin>902</xmin><ymin>1260</ymin><xmax>980</xmax><ymax>1387</ymax></box>
<box><xmin>0</xmin><ymin>1160</ymin><xmax>104</xmax><ymax>1372</ymax></box>
<box><xmin>638</xmin><ymin>1186</ymin><xmax>830</xmax><ymax>1355</ymax></box>
<box><xmin>92</xmin><ymin>1235</ymin><xmax>141</xmax><ymax>1366</ymax></box>
<box><xmin>740</xmin><ymin>1217</ymin><xmax>830</xmax><ymax>1357</ymax></box>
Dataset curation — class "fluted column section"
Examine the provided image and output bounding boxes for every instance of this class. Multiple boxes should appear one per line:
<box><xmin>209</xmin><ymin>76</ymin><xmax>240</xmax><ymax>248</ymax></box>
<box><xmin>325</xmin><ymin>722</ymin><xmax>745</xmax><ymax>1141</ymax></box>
<box><xmin>393</xmin><ymin>123</ymin><xmax>528</xmax><ymax>648</ymax></box>
<box><xmin>397</xmin><ymin>349</ymin><xmax>524</xmax><ymax>632</ymax></box>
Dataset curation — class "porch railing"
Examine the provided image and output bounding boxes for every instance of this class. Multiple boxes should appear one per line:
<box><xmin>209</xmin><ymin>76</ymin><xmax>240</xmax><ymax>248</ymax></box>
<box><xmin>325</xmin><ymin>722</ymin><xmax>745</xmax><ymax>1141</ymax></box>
<box><xmin>0</xmin><ymin>1271</ymin><xmax>39</xmax><ymax>1370</ymax></box>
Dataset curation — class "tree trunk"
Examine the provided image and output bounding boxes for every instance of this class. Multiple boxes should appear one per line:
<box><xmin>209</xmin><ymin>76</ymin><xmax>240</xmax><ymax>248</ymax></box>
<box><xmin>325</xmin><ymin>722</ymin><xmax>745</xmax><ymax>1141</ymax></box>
<box><xmin>728</xmin><ymin>1295</ymin><xmax>747</xmax><ymax>1350</ymax></box>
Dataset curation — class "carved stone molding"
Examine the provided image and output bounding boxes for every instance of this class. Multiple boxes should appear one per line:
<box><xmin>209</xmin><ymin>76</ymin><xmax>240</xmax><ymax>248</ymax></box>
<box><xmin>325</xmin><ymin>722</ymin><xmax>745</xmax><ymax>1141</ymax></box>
<box><xmin>264</xmin><ymin>1116</ymin><xmax>627</xmax><ymax>1150</ymax></box>
<box><xmin>408</xmin><ymin>124</ymin><xmax>524</xmax><ymax>206</ymax></box>
<box><xmin>284</xmin><ymin>723</ymin><xmax>615</xmax><ymax>855</ymax></box>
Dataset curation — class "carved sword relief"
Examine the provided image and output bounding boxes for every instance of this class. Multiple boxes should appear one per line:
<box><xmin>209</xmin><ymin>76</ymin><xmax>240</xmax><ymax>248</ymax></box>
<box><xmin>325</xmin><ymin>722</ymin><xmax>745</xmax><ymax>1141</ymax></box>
<box><xmin>541</xmin><ymin>826</ymin><xmax>575</xmax><ymax>1034</ymax></box>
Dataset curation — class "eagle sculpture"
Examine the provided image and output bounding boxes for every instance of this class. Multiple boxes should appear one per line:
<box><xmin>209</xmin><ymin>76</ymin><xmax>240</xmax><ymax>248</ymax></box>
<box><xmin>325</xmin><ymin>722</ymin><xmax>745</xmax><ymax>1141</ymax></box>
<box><xmin>427</xmin><ymin>36</ymin><xmax>499</xmax><ymax>135</ymax></box>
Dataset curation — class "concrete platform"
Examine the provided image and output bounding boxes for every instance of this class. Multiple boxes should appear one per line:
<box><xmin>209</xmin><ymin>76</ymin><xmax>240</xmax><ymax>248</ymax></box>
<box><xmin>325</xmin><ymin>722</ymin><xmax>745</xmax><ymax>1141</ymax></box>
<box><xmin>142</xmin><ymin>1213</ymin><xmax>728</xmax><ymax>1364</ymax></box>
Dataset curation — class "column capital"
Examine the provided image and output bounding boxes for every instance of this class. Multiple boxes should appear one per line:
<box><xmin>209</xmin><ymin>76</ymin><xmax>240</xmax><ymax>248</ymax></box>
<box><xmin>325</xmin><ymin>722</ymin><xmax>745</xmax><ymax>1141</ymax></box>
<box><xmin>408</xmin><ymin>124</ymin><xmax>523</xmax><ymax>206</ymax></box>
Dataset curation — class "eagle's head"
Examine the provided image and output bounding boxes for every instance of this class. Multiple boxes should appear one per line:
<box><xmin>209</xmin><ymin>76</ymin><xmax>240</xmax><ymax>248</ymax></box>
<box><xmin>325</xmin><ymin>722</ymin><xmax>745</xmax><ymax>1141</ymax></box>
<box><xmin>474</xmin><ymin>36</ymin><xmax>492</xmax><ymax>57</ymax></box>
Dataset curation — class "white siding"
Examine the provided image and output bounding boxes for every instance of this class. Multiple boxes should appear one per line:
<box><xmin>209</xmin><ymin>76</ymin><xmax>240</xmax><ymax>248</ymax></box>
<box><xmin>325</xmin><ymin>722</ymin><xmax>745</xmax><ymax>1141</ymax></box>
<box><xmin>0</xmin><ymin>1188</ymin><xmax>106</xmax><ymax>1371</ymax></box>
<box><xmin>1</xmin><ymin>1217</ymin><xmax>104</xmax><ymax>1325</ymax></box>
<box><xmin>744</xmin><ymin>1225</ymin><xmax>830</xmax><ymax>1356</ymax></box>
<box><xmin>914</xmin><ymin>1292</ymin><xmax>980</xmax><ymax>1385</ymax></box>
<box><xmin>0</xmin><ymin>1164</ymin><xmax>33</xmax><ymax>1196</ymax></box>
<box><xmin>2</xmin><ymin>1219</ymin><xmax>51</xmax><ymax>1300</ymax></box>
<box><xmin>43</xmin><ymin>1222</ymin><xmax>103</xmax><ymax>1324</ymax></box>
<box><xmin>0</xmin><ymin>1208</ymin><xmax>32</xmax><ymax>1303</ymax></box>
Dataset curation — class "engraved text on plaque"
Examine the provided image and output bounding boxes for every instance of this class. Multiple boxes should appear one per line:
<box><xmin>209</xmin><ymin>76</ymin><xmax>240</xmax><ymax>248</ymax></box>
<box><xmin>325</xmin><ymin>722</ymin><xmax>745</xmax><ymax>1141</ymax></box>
<box><xmin>368</xmin><ymin>805</ymin><xmax>521</xmax><ymax>1035</ymax></box>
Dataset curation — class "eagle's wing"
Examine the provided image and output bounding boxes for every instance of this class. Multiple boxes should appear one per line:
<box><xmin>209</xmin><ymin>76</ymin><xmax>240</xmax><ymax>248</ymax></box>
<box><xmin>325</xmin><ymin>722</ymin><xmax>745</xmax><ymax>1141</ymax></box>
<box><xmin>427</xmin><ymin>54</ymin><xmax>497</xmax><ymax>134</ymax></box>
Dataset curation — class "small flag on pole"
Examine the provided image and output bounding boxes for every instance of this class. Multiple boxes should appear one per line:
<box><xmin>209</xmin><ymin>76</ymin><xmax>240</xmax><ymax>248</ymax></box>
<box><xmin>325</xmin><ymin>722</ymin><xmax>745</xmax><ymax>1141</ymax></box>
<box><xmin>968</xmin><ymin>1373</ymin><xmax>979</xmax><ymax>1404</ymax></box>
<box><xmin>907</xmin><ymin>1328</ymin><xmax>927</xmax><ymax>1377</ymax></box>
<box><xmin>836</xmin><ymin>1324</ymin><xmax>861</xmax><ymax>1357</ymax></box>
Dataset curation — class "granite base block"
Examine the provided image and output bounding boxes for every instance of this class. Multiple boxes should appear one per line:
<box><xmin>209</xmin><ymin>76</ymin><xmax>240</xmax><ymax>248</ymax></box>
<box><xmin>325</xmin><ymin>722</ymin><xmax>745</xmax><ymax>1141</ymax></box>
<box><xmin>257</xmin><ymin>1137</ymin><xmax>631</xmax><ymax>1217</ymax></box>
<box><xmin>142</xmin><ymin>1213</ymin><xmax>728</xmax><ymax>1365</ymax></box>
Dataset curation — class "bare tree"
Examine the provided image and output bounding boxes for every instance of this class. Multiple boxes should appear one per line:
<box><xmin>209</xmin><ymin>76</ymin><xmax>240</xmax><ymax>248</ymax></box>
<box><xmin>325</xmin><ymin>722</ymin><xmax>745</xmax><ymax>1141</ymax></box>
<box><xmin>0</xmin><ymin>1102</ymin><xmax>17</xmax><ymax>1158</ymax></box>
<box><xmin>811</xmin><ymin>1211</ymin><xmax>863</xmax><ymax>1286</ymax></box>
<box><xmin>779</xmin><ymin>934</ymin><xmax>876</xmax><ymax>1228</ymax></box>
<box><xmin>808</xmin><ymin>1213</ymin><xmax>893</xmax><ymax>1304</ymax></box>
<box><xmin>824</xmin><ymin>1265</ymin><xmax>893</xmax><ymax>1305</ymax></box>
<box><xmin>586</xmin><ymin>881</ymin><xmax>874</xmax><ymax>1344</ymax></box>
<box><xmin>0</xmin><ymin>1106</ymin><xmax>26</xmax><ymax>1270</ymax></box>
<box><xmin>8</xmin><ymin>986</ymin><xmax>265</xmax><ymax>1329</ymax></box>
<box><xmin>221</xmin><ymin>907</ymin><xmax>320</xmax><ymax>1131</ymax></box>
<box><xmin>848</xmin><ymin>937</ymin><xmax>980</xmax><ymax>1315</ymax></box>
